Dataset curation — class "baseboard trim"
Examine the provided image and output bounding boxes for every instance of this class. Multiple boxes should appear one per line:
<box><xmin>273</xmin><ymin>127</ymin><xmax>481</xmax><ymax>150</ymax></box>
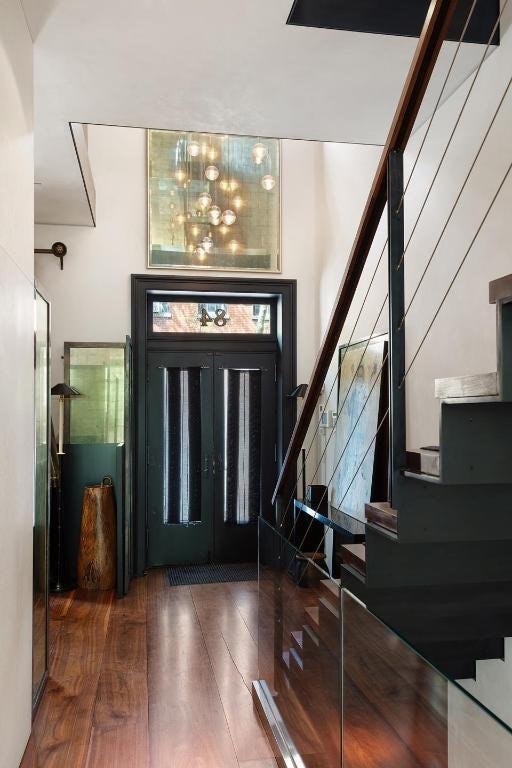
<box><xmin>251</xmin><ymin>679</ymin><xmax>306</xmax><ymax>768</ymax></box>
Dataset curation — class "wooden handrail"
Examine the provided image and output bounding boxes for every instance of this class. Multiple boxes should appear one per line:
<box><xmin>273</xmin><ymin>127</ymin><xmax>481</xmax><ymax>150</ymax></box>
<box><xmin>273</xmin><ymin>0</ymin><xmax>459</xmax><ymax>503</ymax></box>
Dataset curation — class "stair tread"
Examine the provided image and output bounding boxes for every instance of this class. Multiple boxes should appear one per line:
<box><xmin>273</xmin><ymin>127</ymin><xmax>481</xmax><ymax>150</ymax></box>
<box><xmin>291</xmin><ymin>630</ymin><xmax>303</xmax><ymax>651</ymax></box>
<box><xmin>435</xmin><ymin>372</ymin><xmax>498</xmax><ymax>400</ymax></box>
<box><xmin>365</xmin><ymin>501</ymin><xmax>397</xmax><ymax>533</ymax></box>
<box><xmin>320</xmin><ymin>578</ymin><xmax>340</xmax><ymax>600</ymax></box>
<box><xmin>490</xmin><ymin>273</ymin><xmax>512</xmax><ymax>304</ymax></box>
<box><xmin>304</xmin><ymin>606</ymin><xmax>320</xmax><ymax>628</ymax></box>
<box><xmin>318</xmin><ymin>595</ymin><xmax>340</xmax><ymax>619</ymax></box>
<box><xmin>302</xmin><ymin>623</ymin><xmax>320</xmax><ymax>647</ymax></box>
<box><xmin>341</xmin><ymin>543</ymin><xmax>367</xmax><ymax>576</ymax></box>
<box><xmin>289</xmin><ymin>646</ymin><xmax>304</xmax><ymax>671</ymax></box>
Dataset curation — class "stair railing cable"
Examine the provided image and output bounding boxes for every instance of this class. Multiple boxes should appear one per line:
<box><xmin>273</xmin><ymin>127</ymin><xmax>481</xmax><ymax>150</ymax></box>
<box><xmin>277</xmin><ymin>0</ymin><xmax>479</xmax><ymax>538</ymax></box>
<box><xmin>396</xmin><ymin>0</ymin><xmax>478</xmax><ymax>214</ymax></box>
<box><xmin>277</xmin><ymin>252</ymin><xmax>388</xmax><ymax>535</ymax></box>
<box><xmin>295</xmin><ymin>407</ymin><xmax>390</xmax><ymax>584</ymax></box>
<box><xmin>398</xmin><ymin>73</ymin><xmax>512</xmax><ymax>331</ymax></box>
<box><xmin>400</xmin><ymin>157</ymin><xmax>512</xmax><ymax>387</ymax></box>
<box><xmin>396</xmin><ymin>0</ymin><xmax>508</xmax><ymax>271</ymax></box>
<box><xmin>281</xmin><ymin>292</ymin><xmax>389</xmax><ymax>547</ymax></box>
<box><xmin>284</xmin><ymin>352</ymin><xmax>389</xmax><ymax>570</ymax></box>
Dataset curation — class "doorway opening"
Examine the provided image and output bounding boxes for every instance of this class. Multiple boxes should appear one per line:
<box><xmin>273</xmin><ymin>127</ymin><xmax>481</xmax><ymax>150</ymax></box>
<box><xmin>132</xmin><ymin>275</ymin><xmax>296</xmax><ymax>573</ymax></box>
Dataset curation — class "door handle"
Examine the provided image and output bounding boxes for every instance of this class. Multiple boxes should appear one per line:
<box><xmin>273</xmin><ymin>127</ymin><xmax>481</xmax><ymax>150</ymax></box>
<box><xmin>203</xmin><ymin>456</ymin><xmax>210</xmax><ymax>476</ymax></box>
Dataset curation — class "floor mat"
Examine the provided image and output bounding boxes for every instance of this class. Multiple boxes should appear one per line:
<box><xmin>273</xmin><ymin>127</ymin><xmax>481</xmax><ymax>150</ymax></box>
<box><xmin>166</xmin><ymin>562</ymin><xmax>258</xmax><ymax>586</ymax></box>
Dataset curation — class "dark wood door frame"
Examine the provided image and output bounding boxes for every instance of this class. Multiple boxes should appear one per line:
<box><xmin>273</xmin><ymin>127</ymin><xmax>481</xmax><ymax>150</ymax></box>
<box><xmin>131</xmin><ymin>274</ymin><xmax>297</xmax><ymax>576</ymax></box>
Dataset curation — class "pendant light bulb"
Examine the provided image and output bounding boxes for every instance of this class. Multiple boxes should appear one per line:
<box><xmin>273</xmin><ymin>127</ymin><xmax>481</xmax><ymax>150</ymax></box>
<box><xmin>205</xmin><ymin>165</ymin><xmax>220</xmax><ymax>181</ymax></box>
<box><xmin>201</xmin><ymin>235</ymin><xmax>214</xmax><ymax>252</ymax></box>
<box><xmin>209</xmin><ymin>205</ymin><xmax>221</xmax><ymax>223</ymax></box>
<box><xmin>252</xmin><ymin>142</ymin><xmax>268</xmax><ymax>165</ymax></box>
<box><xmin>222</xmin><ymin>209</ymin><xmax>236</xmax><ymax>226</ymax></box>
<box><xmin>187</xmin><ymin>140</ymin><xmax>201</xmax><ymax>157</ymax></box>
<box><xmin>261</xmin><ymin>174</ymin><xmax>276</xmax><ymax>191</ymax></box>
<box><xmin>197</xmin><ymin>191</ymin><xmax>212</xmax><ymax>210</ymax></box>
<box><xmin>195</xmin><ymin>245</ymin><xmax>206</xmax><ymax>260</ymax></box>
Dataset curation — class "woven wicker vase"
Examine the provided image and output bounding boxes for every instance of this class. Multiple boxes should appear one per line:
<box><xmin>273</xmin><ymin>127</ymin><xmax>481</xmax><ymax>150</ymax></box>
<box><xmin>77</xmin><ymin>476</ymin><xmax>116</xmax><ymax>590</ymax></box>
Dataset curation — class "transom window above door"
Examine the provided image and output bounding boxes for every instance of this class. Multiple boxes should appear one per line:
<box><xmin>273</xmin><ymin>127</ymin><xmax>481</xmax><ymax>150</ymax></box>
<box><xmin>151</xmin><ymin>299</ymin><xmax>273</xmax><ymax>335</ymax></box>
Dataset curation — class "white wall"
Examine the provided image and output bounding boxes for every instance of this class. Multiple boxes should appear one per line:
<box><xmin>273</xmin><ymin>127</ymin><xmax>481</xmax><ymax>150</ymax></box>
<box><xmin>0</xmin><ymin>2</ymin><xmax>34</xmax><ymax>766</ymax></box>
<box><xmin>35</xmin><ymin>127</ymin><xmax>321</xmax><ymax>389</ymax></box>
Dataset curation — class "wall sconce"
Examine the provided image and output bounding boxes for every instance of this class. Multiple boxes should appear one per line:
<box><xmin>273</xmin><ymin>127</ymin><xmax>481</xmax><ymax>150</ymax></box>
<box><xmin>35</xmin><ymin>241</ymin><xmax>67</xmax><ymax>270</ymax></box>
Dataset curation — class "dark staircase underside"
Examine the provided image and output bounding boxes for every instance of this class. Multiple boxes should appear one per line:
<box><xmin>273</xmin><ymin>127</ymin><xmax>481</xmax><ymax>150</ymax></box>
<box><xmin>287</xmin><ymin>0</ymin><xmax>500</xmax><ymax>46</ymax></box>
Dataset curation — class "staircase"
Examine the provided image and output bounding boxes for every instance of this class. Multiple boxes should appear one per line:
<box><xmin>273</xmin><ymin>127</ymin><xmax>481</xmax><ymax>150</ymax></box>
<box><xmin>336</xmin><ymin>274</ymin><xmax>512</xmax><ymax>681</ymax></box>
<box><xmin>278</xmin><ymin>579</ymin><xmax>341</xmax><ymax>764</ymax></box>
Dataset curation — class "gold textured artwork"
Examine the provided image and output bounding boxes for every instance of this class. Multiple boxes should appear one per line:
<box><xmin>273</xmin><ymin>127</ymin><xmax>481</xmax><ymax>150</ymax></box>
<box><xmin>148</xmin><ymin>130</ymin><xmax>280</xmax><ymax>271</ymax></box>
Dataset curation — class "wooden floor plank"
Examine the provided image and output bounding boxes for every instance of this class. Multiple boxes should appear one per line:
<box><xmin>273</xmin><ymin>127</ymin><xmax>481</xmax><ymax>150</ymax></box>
<box><xmin>146</xmin><ymin>571</ymin><xmax>240</xmax><ymax>768</ymax></box>
<box><xmin>190</xmin><ymin>583</ymin><xmax>275</xmax><ymax>764</ymax></box>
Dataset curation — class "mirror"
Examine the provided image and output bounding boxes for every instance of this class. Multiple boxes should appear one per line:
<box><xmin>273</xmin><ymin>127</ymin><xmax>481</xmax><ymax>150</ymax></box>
<box><xmin>33</xmin><ymin>289</ymin><xmax>50</xmax><ymax>706</ymax></box>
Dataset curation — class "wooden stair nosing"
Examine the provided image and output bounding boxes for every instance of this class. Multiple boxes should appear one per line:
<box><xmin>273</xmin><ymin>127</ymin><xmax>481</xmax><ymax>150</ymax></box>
<box><xmin>318</xmin><ymin>595</ymin><xmax>340</xmax><ymax>621</ymax></box>
<box><xmin>365</xmin><ymin>501</ymin><xmax>397</xmax><ymax>533</ymax></box>
<box><xmin>304</xmin><ymin>605</ymin><xmax>320</xmax><ymax>630</ymax></box>
<box><xmin>302</xmin><ymin>623</ymin><xmax>320</xmax><ymax>649</ymax></box>
<box><xmin>291</xmin><ymin>630</ymin><xmax>303</xmax><ymax>655</ymax></box>
<box><xmin>289</xmin><ymin>646</ymin><xmax>304</xmax><ymax>674</ymax></box>
<box><xmin>340</xmin><ymin>543</ymin><xmax>366</xmax><ymax>575</ymax></box>
<box><xmin>319</xmin><ymin>578</ymin><xmax>340</xmax><ymax>609</ymax></box>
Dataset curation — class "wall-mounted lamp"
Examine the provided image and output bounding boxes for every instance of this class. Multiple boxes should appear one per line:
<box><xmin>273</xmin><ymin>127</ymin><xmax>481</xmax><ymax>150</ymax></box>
<box><xmin>35</xmin><ymin>241</ymin><xmax>67</xmax><ymax>270</ymax></box>
<box><xmin>287</xmin><ymin>383</ymin><xmax>308</xmax><ymax>399</ymax></box>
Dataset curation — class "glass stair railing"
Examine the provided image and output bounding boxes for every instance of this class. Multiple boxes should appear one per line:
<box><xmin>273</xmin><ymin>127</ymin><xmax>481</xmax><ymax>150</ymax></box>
<box><xmin>254</xmin><ymin>517</ymin><xmax>512</xmax><ymax>768</ymax></box>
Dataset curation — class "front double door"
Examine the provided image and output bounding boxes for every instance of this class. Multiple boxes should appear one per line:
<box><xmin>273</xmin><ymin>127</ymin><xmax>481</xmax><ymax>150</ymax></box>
<box><xmin>147</xmin><ymin>349</ymin><xmax>277</xmax><ymax>566</ymax></box>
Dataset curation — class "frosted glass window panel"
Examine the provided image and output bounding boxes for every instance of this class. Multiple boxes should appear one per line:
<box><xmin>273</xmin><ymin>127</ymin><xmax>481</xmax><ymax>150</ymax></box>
<box><xmin>68</xmin><ymin>345</ymin><xmax>125</xmax><ymax>444</ymax></box>
<box><xmin>148</xmin><ymin>130</ymin><xmax>280</xmax><ymax>272</ymax></box>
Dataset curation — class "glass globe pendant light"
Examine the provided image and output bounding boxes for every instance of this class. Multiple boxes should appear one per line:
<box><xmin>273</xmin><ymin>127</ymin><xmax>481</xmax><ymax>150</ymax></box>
<box><xmin>252</xmin><ymin>142</ymin><xmax>268</xmax><ymax>165</ymax></box>
<box><xmin>187</xmin><ymin>138</ymin><xmax>201</xmax><ymax>157</ymax></box>
<box><xmin>201</xmin><ymin>234</ymin><xmax>214</xmax><ymax>252</ymax></box>
<box><xmin>222</xmin><ymin>136</ymin><xmax>237</xmax><ymax>226</ymax></box>
<box><xmin>197</xmin><ymin>191</ymin><xmax>212</xmax><ymax>210</ymax></box>
<box><xmin>209</xmin><ymin>204</ymin><xmax>221</xmax><ymax>223</ymax></box>
<box><xmin>222</xmin><ymin>209</ymin><xmax>236</xmax><ymax>226</ymax></box>
<box><xmin>261</xmin><ymin>174</ymin><xmax>275</xmax><ymax>191</ymax></box>
<box><xmin>205</xmin><ymin>165</ymin><xmax>219</xmax><ymax>181</ymax></box>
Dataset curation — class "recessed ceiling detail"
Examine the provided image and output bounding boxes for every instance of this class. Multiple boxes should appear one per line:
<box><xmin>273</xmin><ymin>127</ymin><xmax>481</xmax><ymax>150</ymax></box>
<box><xmin>287</xmin><ymin>0</ymin><xmax>500</xmax><ymax>46</ymax></box>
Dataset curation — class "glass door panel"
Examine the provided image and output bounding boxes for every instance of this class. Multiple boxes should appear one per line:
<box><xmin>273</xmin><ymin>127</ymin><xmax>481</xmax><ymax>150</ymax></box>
<box><xmin>147</xmin><ymin>351</ymin><xmax>214</xmax><ymax>565</ymax></box>
<box><xmin>214</xmin><ymin>352</ymin><xmax>277</xmax><ymax>562</ymax></box>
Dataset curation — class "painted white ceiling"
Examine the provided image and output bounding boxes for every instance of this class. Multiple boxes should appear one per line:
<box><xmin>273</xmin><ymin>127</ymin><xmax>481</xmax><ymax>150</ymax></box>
<box><xmin>24</xmin><ymin>0</ymin><xmax>493</xmax><ymax>225</ymax></box>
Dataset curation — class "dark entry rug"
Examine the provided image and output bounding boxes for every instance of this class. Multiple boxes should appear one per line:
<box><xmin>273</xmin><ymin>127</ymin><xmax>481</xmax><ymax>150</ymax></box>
<box><xmin>166</xmin><ymin>562</ymin><xmax>258</xmax><ymax>587</ymax></box>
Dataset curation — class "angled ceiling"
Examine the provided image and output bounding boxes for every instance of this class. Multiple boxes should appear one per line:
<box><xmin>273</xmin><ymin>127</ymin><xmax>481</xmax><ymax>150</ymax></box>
<box><xmin>24</xmin><ymin>0</ymin><xmax>497</xmax><ymax>225</ymax></box>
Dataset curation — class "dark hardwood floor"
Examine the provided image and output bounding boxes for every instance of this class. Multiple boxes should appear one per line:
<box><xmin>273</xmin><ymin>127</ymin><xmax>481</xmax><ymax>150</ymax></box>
<box><xmin>21</xmin><ymin>569</ymin><xmax>276</xmax><ymax>768</ymax></box>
